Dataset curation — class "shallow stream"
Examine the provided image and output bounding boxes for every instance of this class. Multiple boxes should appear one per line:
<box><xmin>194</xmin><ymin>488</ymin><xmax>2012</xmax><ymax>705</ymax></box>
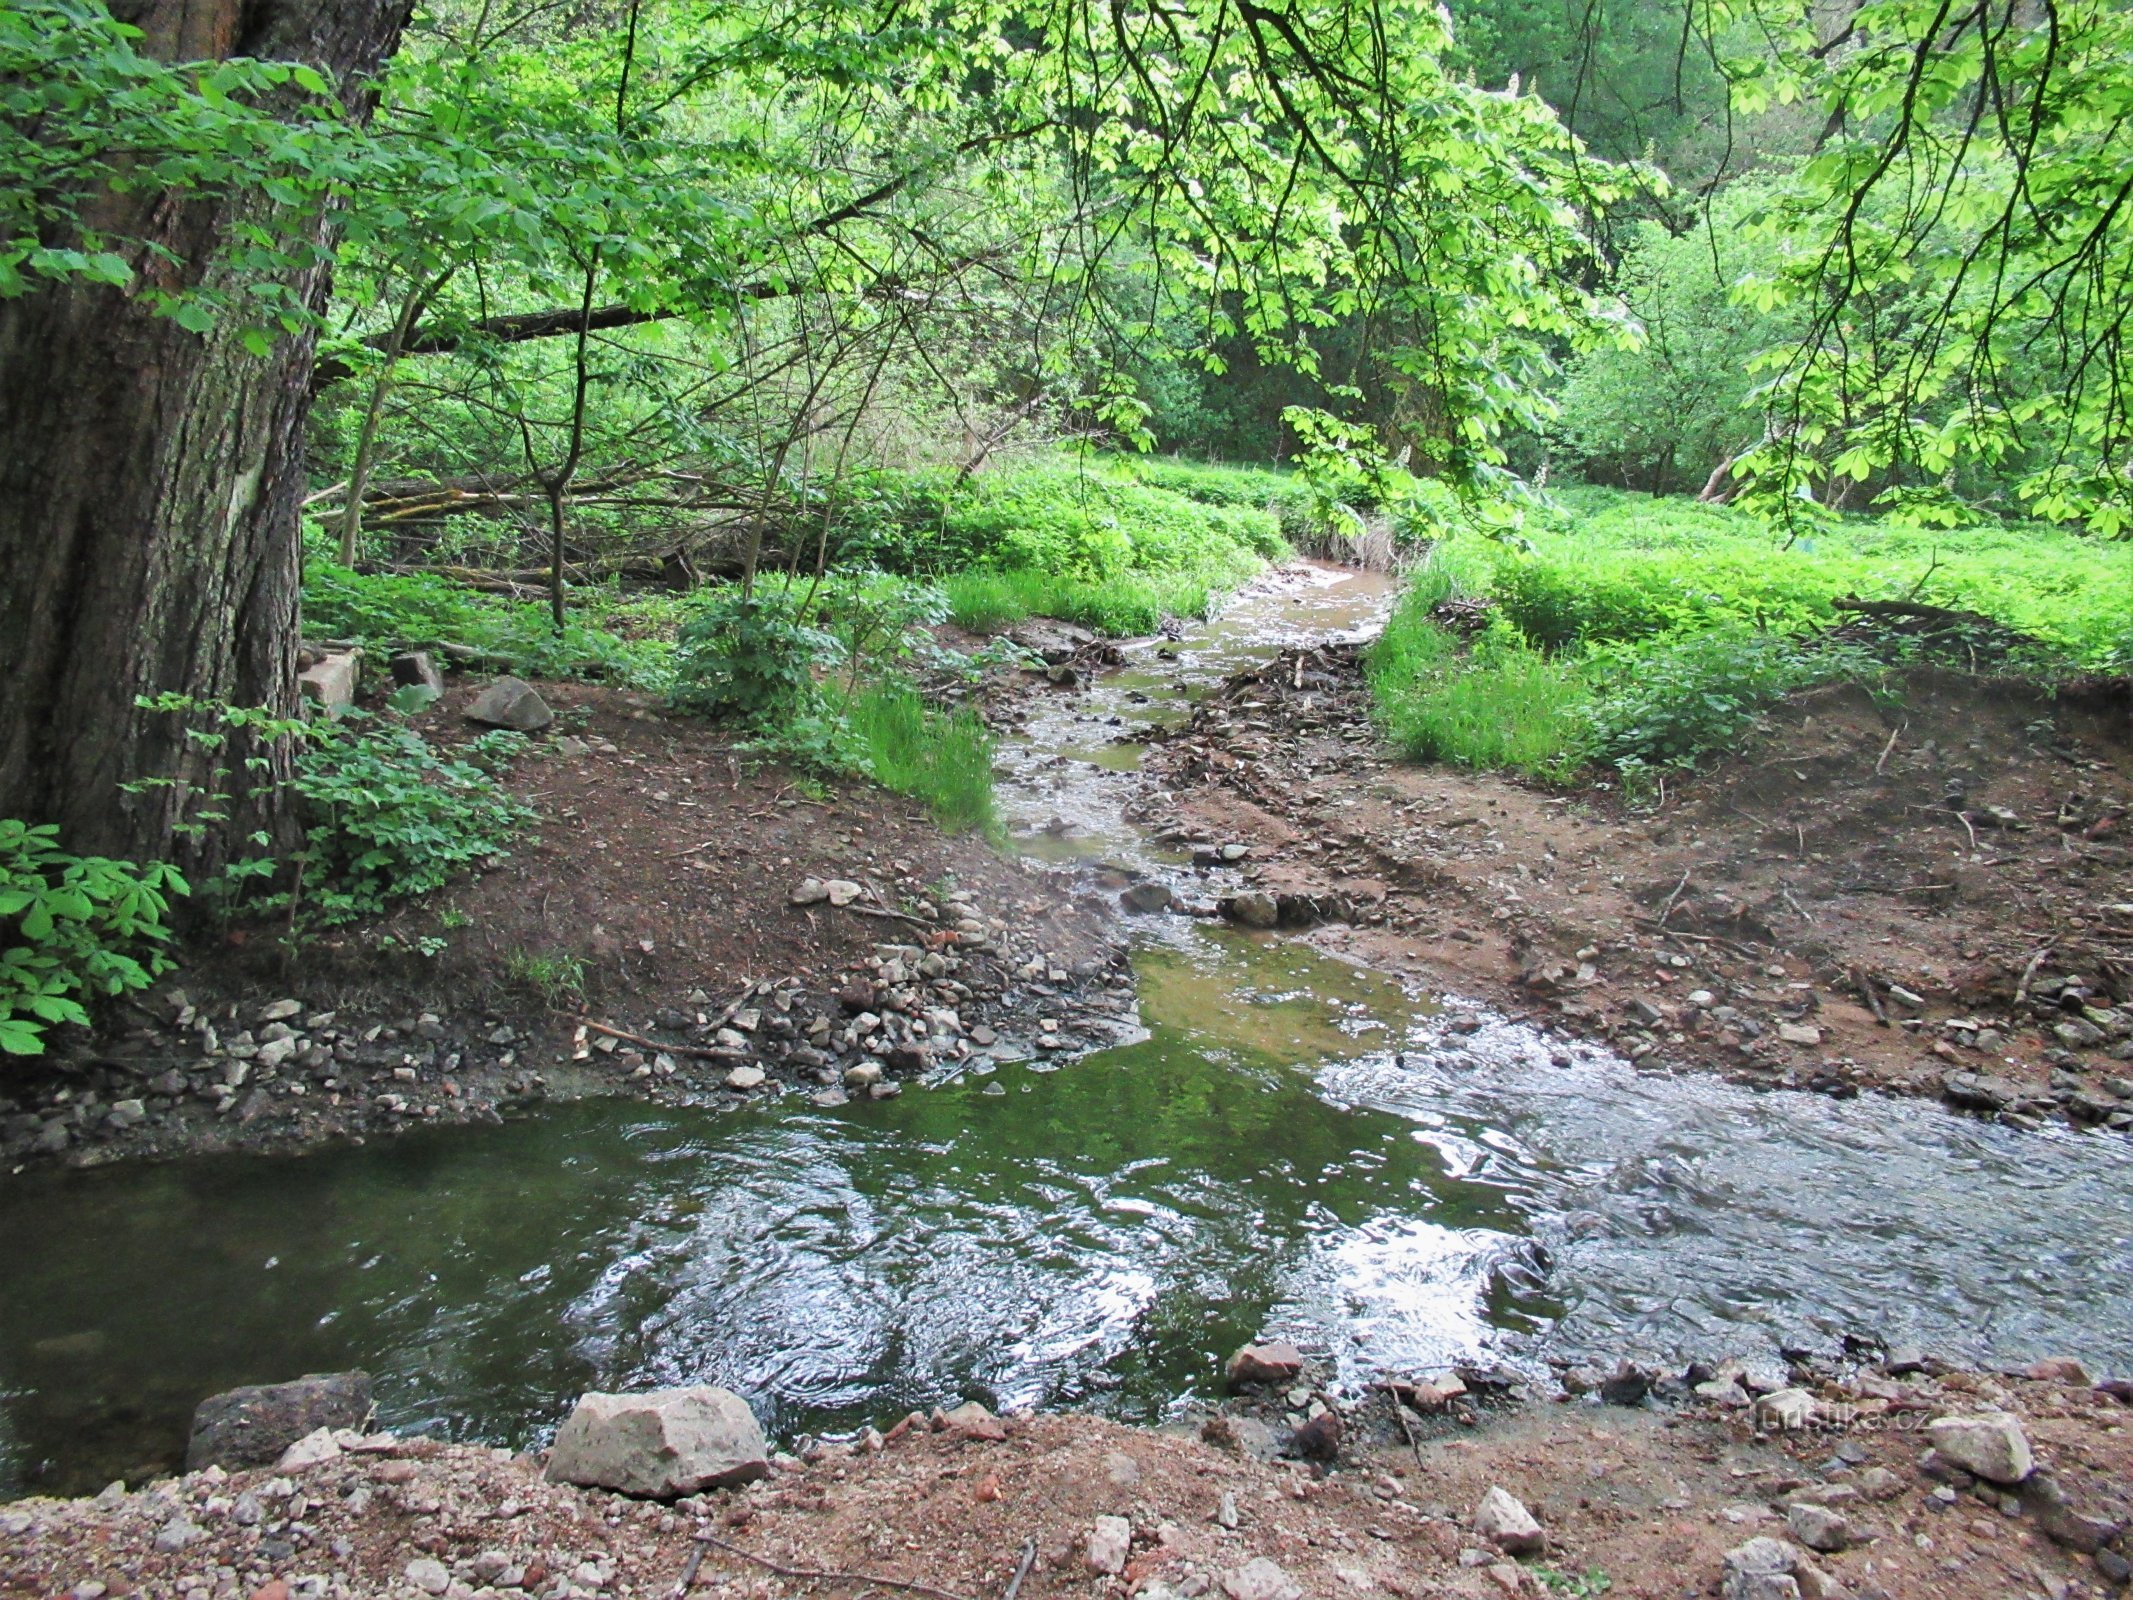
<box><xmin>3</xmin><ymin>567</ymin><xmax>2129</xmax><ymax>1499</ymax></box>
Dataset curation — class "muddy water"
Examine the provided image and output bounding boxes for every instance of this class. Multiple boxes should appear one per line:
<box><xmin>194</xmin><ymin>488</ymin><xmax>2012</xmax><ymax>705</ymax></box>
<box><xmin>3</xmin><ymin>566</ymin><xmax>2130</xmax><ymax>1499</ymax></box>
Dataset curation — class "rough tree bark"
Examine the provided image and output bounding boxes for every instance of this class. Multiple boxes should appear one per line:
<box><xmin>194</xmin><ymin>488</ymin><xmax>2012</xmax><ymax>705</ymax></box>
<box><xmin>0</xmin><ymin>0</ymin><xmax>412</xmax><ymax>875</ymax></box>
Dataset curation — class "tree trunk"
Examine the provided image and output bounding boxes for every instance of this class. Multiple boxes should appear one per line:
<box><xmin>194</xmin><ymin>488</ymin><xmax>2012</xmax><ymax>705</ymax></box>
<box><xmin>0</xmin><ymin>0</ymin><xmax>411</xmax><ymax>875</ymax></box>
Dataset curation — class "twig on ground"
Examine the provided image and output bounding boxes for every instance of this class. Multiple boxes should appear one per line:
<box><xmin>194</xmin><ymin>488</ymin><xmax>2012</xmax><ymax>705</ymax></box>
<box><xmin>1874</xmin><ymin>723</ymin><xmax>1905</xmax><ymax>776</ymax></box>
<box><xmin>1000</xmin><ymin>1539</ymin><xmax>1037</xmax><ymax>1600</ymax></box>
<box><xmin>2015</xmin><ymin>946</ymin><xmax>2053</xmax><ymax>1006</ymax></box>
<box><xmin>684</xmin><ymin>1530</ymin><xmax>976</xmax><ymax>1600</ymax></box>
<box><xmin>1851</xmin><ymin>966</ymin><xmax>1889</xmax><ymax>1025</ymax></box>
<box><xmin>1656</xmin><ymin>867</ymin><xmax>1694</xmax><ymax>927</ymax></box>
<box><xmin>668</xmin><ymin>1540</ymin><xmax>710</xmax><ymax>1599</ymax></box>
<box><xmin>845</xmin><ymin>903</ymin><xmax>935</xmax><ymax>927</ymax></box>
<box><xmin>1781</xmin><ymin>887</ymin><xmax>1818</xmax><ymax>925</ymax></box>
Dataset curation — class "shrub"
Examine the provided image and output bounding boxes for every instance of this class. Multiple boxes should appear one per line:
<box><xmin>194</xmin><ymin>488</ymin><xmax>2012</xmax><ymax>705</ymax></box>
<box><xmin>288</xmin><ymin>718</ymin><xmax>535</xmax><ymax>923</ymax></box>
<box><xmin>670</xmin><ymin>587</ymin><xmax>842</xmax><ymax>724</ymax></box>
<box><xmin>1</xmin><ymin>820</ymin><xmax>185</xmax><ymax>1055</ymax></box>
<box><xmin>1579</xmin><ymin>628</ymin><xmax>1826</xmax><ymax>769</ymax></box>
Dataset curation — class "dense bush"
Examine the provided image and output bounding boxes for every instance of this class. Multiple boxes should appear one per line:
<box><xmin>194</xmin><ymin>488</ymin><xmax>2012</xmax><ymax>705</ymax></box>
<box><xmin>289</xmin><ymin>718</ymin><xmax>535</xmax><ymax>923</ymax></box>
<box><xmin>670</xmin><ymin>587</ymin><xmax>842</xmax><ymax>724</ymax></box>
<box><xmin>1</xmin><ymin>820</ymin><xmax>186</xmax><ymax>1055</ymax></box>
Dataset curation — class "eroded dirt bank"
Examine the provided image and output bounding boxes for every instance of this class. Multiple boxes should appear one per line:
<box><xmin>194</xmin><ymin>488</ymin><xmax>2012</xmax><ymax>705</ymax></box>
<box><xmin>0</xmin><ymin>681</ymin><xmax>1131</xmax><ymax>1174</ymax></box>
<box><xmin>1138</xmin><ymin>638</ymin><xmax>2133</xmax><ymax>1132</ymax></box>
<box><xmin>6</xmin><ymin>1359</ymin><xmax>2131</xmax><ymax>1600</ymax></box>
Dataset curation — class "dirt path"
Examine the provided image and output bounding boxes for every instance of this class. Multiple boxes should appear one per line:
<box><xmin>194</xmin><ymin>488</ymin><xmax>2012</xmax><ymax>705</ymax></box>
<box><xmin>1140</xmin><ymin>638</ymin><xmax>2133</xmax><ymax>1133</ymax></box>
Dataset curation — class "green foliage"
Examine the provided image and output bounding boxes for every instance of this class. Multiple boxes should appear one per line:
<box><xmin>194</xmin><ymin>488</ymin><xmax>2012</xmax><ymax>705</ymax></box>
<box><xmin>503</xmin><ymin>949</ymin><xmax>588</xmax><ymax>1008</ymax></box>
<box><xmin>942</xmin><ymin>567</ymin><xmax>1236</xmax><ymax>637</ymax></box>
<box><xmin>301</xmin><ymin>564</ymin><xmax>671</xmax><ymax>689</ymax></box>
<box><xmin>1556</xmin><ymin>188</ymin><xmax>1800</xmax><ymax>495</ymax></box>
<box><xmin>1578</xmin><ymin>628</ymin><xmax>1832</xmax><ymax>769</ymax></box>
<box><xmin>286</xmin><ymin>717</ymin><xmax>535</xmax><ymax>924</ymax></box>
<box><xmin>670</xmin><ymin>588</ymin><xmax>842</xmax><ymax>724</ymax></box>
<box><xmin>1442</xmin><ymin>489</ymin><xmax>2132</xmax><ymax>665</ymax></box>
<box><xmin>0</xmin><ymin>820</ymin><xmax>185</xmax><ymax>1056</ymax></box>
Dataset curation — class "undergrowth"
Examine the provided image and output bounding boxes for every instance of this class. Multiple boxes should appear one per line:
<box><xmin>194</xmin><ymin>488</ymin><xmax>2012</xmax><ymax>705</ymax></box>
<box><xmin>1370</xmin><ymin>488</ymin><xmax>2118</xmax><ymax>787</ymax></box>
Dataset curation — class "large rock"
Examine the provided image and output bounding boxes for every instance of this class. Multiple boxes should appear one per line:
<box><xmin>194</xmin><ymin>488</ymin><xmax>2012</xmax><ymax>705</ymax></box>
<box><xmin>544</xmin><ymin>1386</ymin><xmax>768</xmax><ymax>1498</ymax></box>
<box><xmin>186</xmin><ymin>1372</ymin><xmax>374</xmax><ymax>1470</ymax></box>
<box><xmin>389</xmin><ymin>650</ymin><xmax>446</xmax><ymax>696</ymax></box>
<box><xmin>1225</xmin><ymin>1341</ymin><xmax>1305</xmax><ymax>1388</ymax></box>
<box><xmin>1721</xmin><ymin>1537</ymin><xmax>1800</xmax><ymax>1600</ymax></box>
<box><xmin>1473</xmin><ymin>1485</ymin><xmax>1545</xmax><ymax>1556</ymax></box>
<box><xmin>1086</xmin><ymin>1515</ymin><xmax>1131</xmax><ymax>1575</ymax></box>
<box><xmin>464</xmin><ymin>675</ymin><xmax>554</xmax><ymax>732</ymax></box>
<box><xmin>1223</xmin><ymin>892</ymin><xmax>1279</xmax><ymax>930</ymax></box>
<box><xmin>1120</xmin><ymin>880</ymin><xmax>1174</xmax><ymax>915</ymax></box>
<box><xmin>298</xmin><ymin>650</ymin><xmax>361</xmax><ymax>711</ymax></box>
<box><xmin>1926</xmin><ymin>1410</ymin><xmax>2033</xmax><ymax>1484</ymax></box>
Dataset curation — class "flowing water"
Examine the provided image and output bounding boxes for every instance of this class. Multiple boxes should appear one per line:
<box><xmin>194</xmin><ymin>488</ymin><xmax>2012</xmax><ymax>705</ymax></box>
<box><xmin>3</xmin><ymin>566</ymin><xmax>2130</xmax><ymax>1500</ymax></box>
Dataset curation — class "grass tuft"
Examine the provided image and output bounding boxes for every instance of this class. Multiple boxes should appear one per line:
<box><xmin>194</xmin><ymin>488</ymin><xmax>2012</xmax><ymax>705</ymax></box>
<box><xmin>837</xmin><ymin>682</ymin><xmax>997</xmax><ymax>833</ymax></box>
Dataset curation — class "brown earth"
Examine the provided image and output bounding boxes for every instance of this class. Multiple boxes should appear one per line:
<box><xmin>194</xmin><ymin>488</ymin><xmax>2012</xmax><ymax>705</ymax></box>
<box><xmin>1139</xmin><ymin>641</ymin><xmax>2133</xmax><ymax>1132</ymax></box>
<box><xmin>5</xmin><ymin>1360</ymin><xmax>2130</xmax><ymax>1600</ymax></box>
<box><xmin>0</xmin><ymin>677</ymin><xmax>1126</xmax><ymax>1173</ymax></box>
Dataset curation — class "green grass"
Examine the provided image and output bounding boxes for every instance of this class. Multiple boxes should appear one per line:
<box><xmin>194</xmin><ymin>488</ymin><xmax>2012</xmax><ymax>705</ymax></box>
<box><xmin>835</xmin><ymin>681</ymin><xmax>997</xmax><ymax>833</ymax></box>
<box><xmin>942</xmin><ymin>564</ymin><xmax>1243</xmax><ymax>636</ymax></box>
<box><xmin>1369</xmin><ymin>599</ymin><xmax>1592</xmax><ymax>780</ymax></box>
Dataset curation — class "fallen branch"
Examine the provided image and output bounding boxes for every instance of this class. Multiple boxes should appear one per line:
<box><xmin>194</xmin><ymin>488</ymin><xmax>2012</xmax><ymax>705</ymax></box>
<box><xmin>2015</xmin><ymin>946</ymin><xmax>2054</xmax><ymax>1006</ymax></box>
<box><xmin>1874</xmin><ymin>723</ymin><xmax>1904</xmax><ymax>776</ymax></box>
<box><xmin>1851</xmin><ymin>966</ymin><xmax>1889</xmax><ymax>1026</ymax></box>
<box><xmin>681</xmin><ymin>1530</ymin><xmax>976</xmax><ymax>1600</ymax></box>
<box><xmin>845</xmin><ymin>903</ymin><xmax>936</xmax><ymax>928</ymax></box>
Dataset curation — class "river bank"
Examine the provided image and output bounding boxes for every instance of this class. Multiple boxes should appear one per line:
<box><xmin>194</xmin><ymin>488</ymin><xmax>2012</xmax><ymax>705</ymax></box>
<box><xmin>0</xmin><ymin>677</ymin><xmax>1129</xmax><ymax>1175</ymax></box>
<box><xmin>1138</xmin><ymin>636</ymin><xmax>2133</xmax><ymax>1132</ymax></box>
<box><xmin>4</xmin><ymin>1355</ymin><xmax>2129</xmax><ymax>1600</ymax></box>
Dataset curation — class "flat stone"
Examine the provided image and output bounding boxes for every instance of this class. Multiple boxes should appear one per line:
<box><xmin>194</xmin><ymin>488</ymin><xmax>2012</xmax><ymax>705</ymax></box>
<box><xmin>1785</xmin><ymin>1503</ymin><xmax>1851</xmax><ymax>1552</ymax></box>
<box><xmin>404</xmin><ymin>1558</ymin><xmax>450</xmax><ymax>1596</ymax></box>
<box><xmin>1926</xmin><ymin>1411</ymin><xmax>2033</xmax><ymax>1484</ymax></box>
<box><xmin>187</xmin><ymin>1372</ymin><xmax>373</xmax><ymax>1470</ymax></box>
<box><xmin>1777</xmin><ymin>1022</ymin><xmax>1823</xmax><ymax>1046</ymax></box>
<box><xmin>789</xmin><ymin>878</ymin><xmax>830</xmax><ymax>906</ymax></box>
<box><xmin>1752</xmin><ymin>1388</ymin><xmax>1817</xmax><ymax>1432</ymax></box>
<box><xmin>1473</xmin><ymin>1485</ymin><xmax>1545</xmax><ymax>1555</ymax></box>
<box><xmin>274</xmin><ymin>1427</ymin><xmax>343</xmax><ymax>1471</ymax></box>
<box><xmin>545</xmin><ymin>1386</ymin><xmax>768</xmax><ymax>1498</ymax></box>
<box><xmin>463</xmin><ymin>675</ymin><xmax>553</xmax><ymax>732</ymax></box>
<box><xmin>724</xmin><ymin>1066</ymin><xmax>766</xmax><ymax>1091</ymax></box>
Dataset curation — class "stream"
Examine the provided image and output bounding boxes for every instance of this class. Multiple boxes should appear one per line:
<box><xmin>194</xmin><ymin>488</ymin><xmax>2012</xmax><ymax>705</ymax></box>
<box><xmin>3</xmin><ymin>566</ymin><xmax>2130</xmax><ymax>1500</ymax></box>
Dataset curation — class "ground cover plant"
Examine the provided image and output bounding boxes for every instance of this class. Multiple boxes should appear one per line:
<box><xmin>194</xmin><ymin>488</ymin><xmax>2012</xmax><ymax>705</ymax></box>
<box><xmin>1370</xmin><ymin>490</ymin><xmax>2132</xmax><ymax>786</ymax></box>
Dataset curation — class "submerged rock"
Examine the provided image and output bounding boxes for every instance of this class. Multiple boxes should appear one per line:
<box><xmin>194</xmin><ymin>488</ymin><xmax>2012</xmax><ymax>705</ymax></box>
<box><xmin>545</xmin><ymin>1385</ymin><xmax>768</xmax><ymax>1498</ymax></box>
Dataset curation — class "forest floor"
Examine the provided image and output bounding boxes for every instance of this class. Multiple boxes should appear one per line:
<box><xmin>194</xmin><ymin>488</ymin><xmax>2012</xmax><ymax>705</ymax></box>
<box><xmin>1137</xmin><ymin>638</ymin><xmax>2133</xmax><ymax>1131</ymax></box>
<box><xmin>5</xmin><ymin>1359</ymin><xmax>2130</xmax><ymax>1600</ymax></box>
<box><xmin>0</xmin><ymin>678</ymin><xmax>1128</xmax><ymax>1174</ymax></box>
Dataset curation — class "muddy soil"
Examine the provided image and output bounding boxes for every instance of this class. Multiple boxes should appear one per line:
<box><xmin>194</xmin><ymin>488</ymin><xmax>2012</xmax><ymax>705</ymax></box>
<box><xmin>1140</xmin><ymin>640</ymin><xmax>2133</xmax><ymax>1133</ymax></box>
<box><xmin>5</xmin><ymin>1360</ymin><xmax>2129</xmax><ymax>1600</ymax></box>
<box><xmin>1</xmin><ymin>679</ymin><xmax>1127</xmax><ymax>1174</ymax></box>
